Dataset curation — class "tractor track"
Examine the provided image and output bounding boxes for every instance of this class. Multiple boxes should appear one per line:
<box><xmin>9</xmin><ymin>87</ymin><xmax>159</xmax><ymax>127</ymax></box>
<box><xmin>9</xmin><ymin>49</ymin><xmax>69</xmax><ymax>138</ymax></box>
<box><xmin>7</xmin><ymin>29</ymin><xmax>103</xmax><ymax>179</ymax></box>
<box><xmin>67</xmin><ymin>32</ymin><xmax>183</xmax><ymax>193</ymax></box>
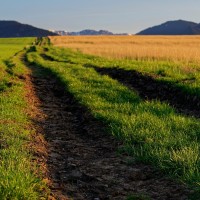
<box><xmin>91</xmin><ymin>66</ymin><xmax>200</xmax><ymax>119</ymax></box>
<box><xmin>25</xmin><ymin>64</ymin><xmax>191</xmax><ymax>200</ymax></box>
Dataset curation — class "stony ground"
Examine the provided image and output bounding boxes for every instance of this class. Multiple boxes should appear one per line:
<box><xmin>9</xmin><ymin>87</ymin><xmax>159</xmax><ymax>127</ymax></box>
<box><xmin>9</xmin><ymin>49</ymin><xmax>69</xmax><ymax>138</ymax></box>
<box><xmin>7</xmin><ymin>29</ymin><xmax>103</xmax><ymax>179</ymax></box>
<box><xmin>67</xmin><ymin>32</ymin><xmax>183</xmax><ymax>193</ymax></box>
<box><xmin>25</xmin><ymin>64</ymin><xmax>192</xmax><ymax>200</ymax></box>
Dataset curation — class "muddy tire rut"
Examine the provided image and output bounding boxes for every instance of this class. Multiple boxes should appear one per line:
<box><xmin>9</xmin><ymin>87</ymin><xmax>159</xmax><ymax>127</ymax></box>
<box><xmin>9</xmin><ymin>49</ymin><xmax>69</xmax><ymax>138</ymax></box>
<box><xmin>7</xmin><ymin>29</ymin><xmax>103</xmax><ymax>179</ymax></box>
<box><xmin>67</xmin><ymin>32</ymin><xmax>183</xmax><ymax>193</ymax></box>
<box><xmin>92</xmin><ymin>66</ymin><xmax>200</xmax><ymax>119</ymax></box>
<box><xmin>26</xmin><ymin>64</ymin><xmax>191</xmax><ymax>199</ymax></box>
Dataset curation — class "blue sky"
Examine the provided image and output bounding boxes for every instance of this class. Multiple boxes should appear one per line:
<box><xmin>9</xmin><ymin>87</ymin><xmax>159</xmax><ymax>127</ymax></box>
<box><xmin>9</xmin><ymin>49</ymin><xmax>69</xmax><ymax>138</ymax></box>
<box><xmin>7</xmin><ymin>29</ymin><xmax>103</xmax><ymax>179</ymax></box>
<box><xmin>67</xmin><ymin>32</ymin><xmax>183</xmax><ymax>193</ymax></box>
<box><xmin>0</xmin><ymin>0</ymin><xmax>200</xmax><ymax>34</ymax></box>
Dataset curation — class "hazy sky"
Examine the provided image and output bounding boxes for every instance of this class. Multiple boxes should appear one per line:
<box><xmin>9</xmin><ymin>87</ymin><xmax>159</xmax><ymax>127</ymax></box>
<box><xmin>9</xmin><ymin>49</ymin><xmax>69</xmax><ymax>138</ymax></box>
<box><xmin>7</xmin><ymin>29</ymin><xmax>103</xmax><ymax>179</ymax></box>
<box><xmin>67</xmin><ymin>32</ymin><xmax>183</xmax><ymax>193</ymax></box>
<box><xmin>0</xmin><ymin>0</ymin><xmax>200</xmax><ymax>34</ymax></box>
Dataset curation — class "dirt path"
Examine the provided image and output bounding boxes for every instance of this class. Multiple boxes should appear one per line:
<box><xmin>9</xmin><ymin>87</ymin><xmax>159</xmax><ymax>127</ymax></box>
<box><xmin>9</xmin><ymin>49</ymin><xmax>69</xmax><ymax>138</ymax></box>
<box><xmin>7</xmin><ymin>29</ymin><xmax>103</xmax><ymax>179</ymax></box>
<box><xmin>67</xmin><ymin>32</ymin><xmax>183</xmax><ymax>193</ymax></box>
<box><xmin>92</xmin><ymin>66</ymin><xmax>200</xmax><ymax>119</ymax></box>
<box><xmin>26</xmin><ymin>64</ymin><xmax>191</xmax><ymax>200</ymax></box>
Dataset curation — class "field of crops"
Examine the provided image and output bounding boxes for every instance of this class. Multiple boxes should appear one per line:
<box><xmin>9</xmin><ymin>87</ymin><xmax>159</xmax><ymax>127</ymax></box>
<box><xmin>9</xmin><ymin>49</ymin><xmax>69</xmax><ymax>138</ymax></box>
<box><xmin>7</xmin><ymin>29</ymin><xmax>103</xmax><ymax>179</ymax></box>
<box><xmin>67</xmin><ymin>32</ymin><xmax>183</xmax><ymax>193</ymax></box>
<box><xmin>50</xmin><ymin>35</ymin><xmax>200</xmax><ymax>63</ymax></box>
<box><xmin>0</xmin><ymin>36</ymin><xmax>200</xmax><ymax>199</ymax></box>
<box><xmin>50</xmin><ymin>36</ymin><xmax>200</xmax><ymax>99</ymax></box>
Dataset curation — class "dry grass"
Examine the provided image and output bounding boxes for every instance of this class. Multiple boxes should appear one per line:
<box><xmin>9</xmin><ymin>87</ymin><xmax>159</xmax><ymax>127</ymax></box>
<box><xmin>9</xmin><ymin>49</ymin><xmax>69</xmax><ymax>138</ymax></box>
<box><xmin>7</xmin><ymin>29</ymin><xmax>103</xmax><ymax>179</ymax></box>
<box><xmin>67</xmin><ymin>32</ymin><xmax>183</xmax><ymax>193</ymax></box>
<box><xmin>49</xmin><ymin>35</ymin><xmax>200</xmax><ymax>64</ymax></box>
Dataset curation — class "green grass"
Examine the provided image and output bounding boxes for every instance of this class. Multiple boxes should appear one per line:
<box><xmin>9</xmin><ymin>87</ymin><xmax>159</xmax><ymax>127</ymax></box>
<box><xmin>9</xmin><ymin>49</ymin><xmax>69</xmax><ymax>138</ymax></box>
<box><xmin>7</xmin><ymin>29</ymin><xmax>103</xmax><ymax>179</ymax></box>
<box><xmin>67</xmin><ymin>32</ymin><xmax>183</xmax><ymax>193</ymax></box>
<box><xmin>44</xmin><ymin>46</ymin><xmax>200</xmax><ymax>97</ymax></box>
<box><xmin>0</xmin><ymin>38</ymin><xmax>45</xmax><ymax>199</ymax></box>
<box><xmin>126</xmin><ymin>194</ymin><xmax>151</xmax><ymax>200</ymax></box>
<box><xmin>0</xmin><ymin>82</ymin><xmax>41</xmax><ymax>200</ymax></box>
<box><xmin>0</xmin><ymin>38</ymin><xmax>35</xmax><ymax>91</ymax></box>
<box><xmin>26</xmin><ymin>45</ymin><xmax>200</xmax><ymax>195</ymax></box>
<box><xmin>0</xmin><ymin>38</ymin><xmax>35</xmax><ymax>60</ymax></box>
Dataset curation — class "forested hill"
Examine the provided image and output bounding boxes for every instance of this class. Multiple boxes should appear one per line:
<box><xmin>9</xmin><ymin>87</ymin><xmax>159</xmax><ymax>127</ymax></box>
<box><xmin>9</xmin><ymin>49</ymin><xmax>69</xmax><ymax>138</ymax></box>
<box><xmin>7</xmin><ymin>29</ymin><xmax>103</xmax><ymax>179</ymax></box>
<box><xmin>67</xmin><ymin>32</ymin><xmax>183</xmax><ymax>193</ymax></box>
<box><xmin>0</xmin><ymin>20</ymin><xmax>57</xmax><ymax>37</ymax></box>
<box><xmin>137</xmin><ymin>20</ymin><xmax>200</xmax><ymax>35</ymax></box>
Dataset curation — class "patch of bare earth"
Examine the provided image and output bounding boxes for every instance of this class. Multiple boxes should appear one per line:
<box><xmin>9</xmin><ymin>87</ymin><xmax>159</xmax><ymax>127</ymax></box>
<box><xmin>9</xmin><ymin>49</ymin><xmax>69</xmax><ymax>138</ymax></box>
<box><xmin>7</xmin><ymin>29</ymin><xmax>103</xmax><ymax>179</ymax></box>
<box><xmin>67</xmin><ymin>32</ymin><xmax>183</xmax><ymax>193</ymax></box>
<box><xmin>25</xmin><ymin>64</ymin><xmax>191</xmax><ymax>200</ymax></box>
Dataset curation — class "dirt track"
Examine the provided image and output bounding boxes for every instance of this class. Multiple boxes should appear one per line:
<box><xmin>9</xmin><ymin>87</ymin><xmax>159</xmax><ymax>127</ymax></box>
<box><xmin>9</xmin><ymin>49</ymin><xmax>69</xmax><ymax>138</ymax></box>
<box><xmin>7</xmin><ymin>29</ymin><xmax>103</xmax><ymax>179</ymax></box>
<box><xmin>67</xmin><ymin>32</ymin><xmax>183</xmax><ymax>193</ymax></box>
<box><xmin>25</xmin><ymin>64</ymin><xmax>191</xmax><ymax>200</ymax></box>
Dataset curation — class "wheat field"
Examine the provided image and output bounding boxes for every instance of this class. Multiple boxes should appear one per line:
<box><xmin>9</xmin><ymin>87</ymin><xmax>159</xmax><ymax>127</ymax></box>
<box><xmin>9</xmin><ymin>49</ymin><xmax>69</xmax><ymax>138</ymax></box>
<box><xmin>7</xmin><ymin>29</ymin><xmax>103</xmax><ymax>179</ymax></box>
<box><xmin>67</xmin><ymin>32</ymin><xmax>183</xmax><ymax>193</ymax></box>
<box><xmin>49</xmin><ymin>35</ymin><xmax>200</xmax><ymax>64</ymax></box>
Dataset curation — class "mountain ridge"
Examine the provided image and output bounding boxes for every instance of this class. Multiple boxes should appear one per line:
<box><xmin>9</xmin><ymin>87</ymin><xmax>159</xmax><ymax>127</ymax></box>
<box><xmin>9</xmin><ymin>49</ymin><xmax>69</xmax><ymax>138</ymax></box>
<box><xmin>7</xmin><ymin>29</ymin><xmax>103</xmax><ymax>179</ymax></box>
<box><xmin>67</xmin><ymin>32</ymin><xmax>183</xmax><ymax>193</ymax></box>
<box><xmin>0</xmin><ymin>20</ymin><xmax>57</xmax><ymax>38</ymax></box>
<box><xmin>137</xmin><ymin>20</ymin><xmax>200</xmax><ymax>35</ymax></box>
<box><xmin>53</xmin><ymin>29</ymin><xmax>129</xmax><ymax>36</ymax></box>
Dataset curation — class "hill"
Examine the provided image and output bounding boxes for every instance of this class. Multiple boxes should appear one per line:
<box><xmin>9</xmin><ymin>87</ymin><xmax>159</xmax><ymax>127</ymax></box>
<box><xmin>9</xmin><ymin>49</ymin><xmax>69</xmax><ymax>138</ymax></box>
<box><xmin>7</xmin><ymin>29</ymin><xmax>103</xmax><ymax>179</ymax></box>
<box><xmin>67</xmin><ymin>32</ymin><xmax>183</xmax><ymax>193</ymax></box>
<box><xmin>137</xmin><ymin>20</ymin><xmax>200</xmax><ymax>35</ymax></box>
<box><xmin>0</xmin><ymin>20</ymin><xmax>57</xmax><ymax>37</ymax></box>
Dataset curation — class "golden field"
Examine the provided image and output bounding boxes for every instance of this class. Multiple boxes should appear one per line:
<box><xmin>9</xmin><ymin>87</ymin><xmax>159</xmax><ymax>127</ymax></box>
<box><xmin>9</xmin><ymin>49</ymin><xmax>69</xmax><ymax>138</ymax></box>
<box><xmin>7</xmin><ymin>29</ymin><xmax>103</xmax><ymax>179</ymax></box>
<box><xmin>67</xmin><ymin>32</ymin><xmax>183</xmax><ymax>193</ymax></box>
<box><xmin>49</xmin><ymin>35</ymin><xmax>200</xmax><ymax>64</ymax></box>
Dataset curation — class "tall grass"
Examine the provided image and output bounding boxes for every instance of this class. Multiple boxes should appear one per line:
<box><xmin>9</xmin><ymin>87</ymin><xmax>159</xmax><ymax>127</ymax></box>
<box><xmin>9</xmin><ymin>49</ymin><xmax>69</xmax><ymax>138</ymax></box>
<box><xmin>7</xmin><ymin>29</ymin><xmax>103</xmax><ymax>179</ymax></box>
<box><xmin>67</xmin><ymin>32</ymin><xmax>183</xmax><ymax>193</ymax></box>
<box><xmin>49</xmin><ymin>35</ymin><xmax>200</xmax><ymax>64</ymax></box>
<box><xmin>27</xmin><ymin>46</ymin><xmax>200</xmax><ymax>195</ymax></box>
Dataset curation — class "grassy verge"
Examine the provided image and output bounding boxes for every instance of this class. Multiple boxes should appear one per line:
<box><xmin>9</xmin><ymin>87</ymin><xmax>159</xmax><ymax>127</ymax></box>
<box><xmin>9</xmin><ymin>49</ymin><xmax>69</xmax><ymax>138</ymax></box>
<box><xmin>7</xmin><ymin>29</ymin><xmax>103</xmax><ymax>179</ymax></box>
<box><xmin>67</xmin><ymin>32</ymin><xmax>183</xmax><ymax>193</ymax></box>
<box><xmin>0</xmin><ymin>41</ymin><xmax>45</xmax><ymax>198</ymax></box>
<box><xmin>27</xmin><ymin>45</ymin><xmax>200</xmax><ymax>196</ymax></box>
<box><xmin>0</xmin><ymin>38</ymin><xmax>35</xmax><ymax>92</ymax></box>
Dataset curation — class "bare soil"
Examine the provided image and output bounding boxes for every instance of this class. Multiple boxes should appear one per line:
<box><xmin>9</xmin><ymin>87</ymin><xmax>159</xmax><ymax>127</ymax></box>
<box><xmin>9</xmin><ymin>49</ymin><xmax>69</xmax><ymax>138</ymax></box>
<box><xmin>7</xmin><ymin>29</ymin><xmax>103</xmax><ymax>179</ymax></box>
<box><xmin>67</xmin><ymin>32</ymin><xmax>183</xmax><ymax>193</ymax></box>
<box><xmin>25</xmin><ymin>64</ymin><xmax>191</xmax><ymax>200</ymax></box>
